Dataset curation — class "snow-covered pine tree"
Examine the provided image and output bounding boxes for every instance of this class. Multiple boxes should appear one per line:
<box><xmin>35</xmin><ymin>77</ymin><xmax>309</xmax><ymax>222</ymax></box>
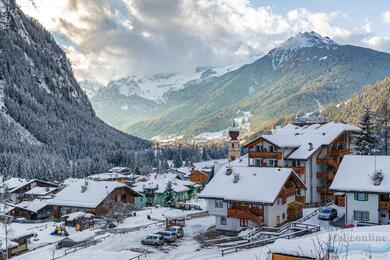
<box><xmin>164</xmin><ymin>181</ymin><xmax>175</xmax><ymax>207</ymax></box>
<box><xmin>353</xmin><ymin>107</ymin><xmax>380</xmax><ymax>155</ymax></box>
<box><xmin>173</xmin><ymin>152</ymin><xmax>183</xmax><ymax>168</ymax></box>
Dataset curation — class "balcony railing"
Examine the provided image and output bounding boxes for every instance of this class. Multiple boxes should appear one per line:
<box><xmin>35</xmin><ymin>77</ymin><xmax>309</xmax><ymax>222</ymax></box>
<box><xmin>296</xmin><ymin>196</ymin><xmax>305</xmax><ymax>203</ymax></box>
<box><xmin>279</xmin><ymin>186</ymin><xmax>296</xmax><ymax>198</ymax></box>
<box><xmin>380</xmin><ymin>201</ymin><xmax>390</xmax><ymax>210</ymax></box>
<box><xmin>292</xmin><ymin>167</ymin><xmax>305</xmax><ymax>175</ymax></box>
<box><xmin>330</xmin><ymin>149</ymin><xmax>350</xmax><ymax>157</ymax></box>
<box><xmin>316</xmin><ymin>186</ymin><xmax>333</xmax><ymax>194</ymax></box>
<box><xmin>316</xmin><ymin>158</ymin><xmax>339</xmax><ymax>168</ymax></box>
<box><xmin>227</xmin><ymin>207</ymin><xmax>263</xmax><ymax>225</ymax></box>
<box><xmin>316</xmin><ymin>171</ymin><xmax>335</xmax><ymax>180</ymax></box>
<box><xmin>249</xmin><ymin>151</ymin><xmax>282</xmax><ymax>160</ymax></box>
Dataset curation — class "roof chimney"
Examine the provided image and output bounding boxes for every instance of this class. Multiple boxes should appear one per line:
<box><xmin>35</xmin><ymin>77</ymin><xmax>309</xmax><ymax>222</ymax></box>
<box><xmin>308</xmin><ymin>143</ymin><xmax>313</xmax><ymax>151</ymax></box>
<box><xmin>233</xmin><ymin>172</ymin><xmax>240</xmax><ymax>183</ymax></box>
<box><xmin>226</xmin><ymin>166</ymin><xmax>233</xmax><ymax>176</ymax></box>
<box><xmin>373</xmin><ymin>170</ymin><xmax>383</xmax><ymax>186</ymax></box>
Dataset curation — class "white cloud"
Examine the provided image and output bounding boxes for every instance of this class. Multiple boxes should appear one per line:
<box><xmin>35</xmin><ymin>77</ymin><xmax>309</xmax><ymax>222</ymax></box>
<box><xmin>383</xmin><ymin>11</ymin><xmax>390</xmax><ymax>24</ymax></box>
<box><xmin>15</xmin><ymin>0</ymin><xmax>389</xmax><ymax>83</ymax></box>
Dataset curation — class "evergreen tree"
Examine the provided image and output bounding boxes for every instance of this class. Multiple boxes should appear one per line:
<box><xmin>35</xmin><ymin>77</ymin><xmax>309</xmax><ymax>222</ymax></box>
<box><xmin>164</xmin><ymin>181</ymin><xmax>175</xmax><ymax>207</ymax></box>
<box><xmin>173</xmin><ymin>152</ymin><xmax>183</xmax><ymax>168</ymax></box>
<box><xmin>353</xmin><ymin>107</ymin><xmax>380</xmax><ymax>155</ymax></box>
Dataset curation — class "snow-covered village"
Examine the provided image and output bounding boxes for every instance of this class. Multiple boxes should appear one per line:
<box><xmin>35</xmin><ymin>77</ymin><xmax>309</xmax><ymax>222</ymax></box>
<box><xmin>1</xmin><ymin>0</ymin><xmax>390</xmax><ymax>260</ymax></box>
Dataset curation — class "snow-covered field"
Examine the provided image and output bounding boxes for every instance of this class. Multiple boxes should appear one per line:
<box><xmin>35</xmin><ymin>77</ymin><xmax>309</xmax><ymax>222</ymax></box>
<box><xmin>9</xmin><ymin>204</ymin><xmax>347</xmax><ymax>260</ymax></box>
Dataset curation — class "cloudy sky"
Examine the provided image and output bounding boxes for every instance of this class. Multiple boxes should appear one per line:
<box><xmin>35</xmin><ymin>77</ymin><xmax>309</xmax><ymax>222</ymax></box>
<box><xmin>17</xmin><ymin>0</ymin><xmax>390</xmax><ymax>84</ymax></box>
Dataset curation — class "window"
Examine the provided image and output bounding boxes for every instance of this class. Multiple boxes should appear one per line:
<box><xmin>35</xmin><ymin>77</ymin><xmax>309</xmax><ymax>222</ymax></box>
<box><xmin>239</xmin><ymin>219</ymin><xmax>248</xmax><ymax>227</ymax></box>
<box><xmin>255</xmin><ymin>159</ymin><xmax>261</xmax><ymax>166</ymax></box>
<box><xmin>231</xmin><ymin>156</ymin><xmax>236</xmax><ymax>161</ymax></box>
<box><xmin>220</xmin><ymin>216</ymin><xmax>227</xmax><ymax>225</ymax></box>
<box><xmin>215</xmin><ymin>200</ymin><xmax>223</xmax><ymax>208</ymax></box>
<box><xmin>354</xmin><ymin>211</ymin><xmax>369</xmax><ymax>221</ymax></box>
<box><xmin>255</xmin><ymin>145</ymin><xmax>260</xmax><ymax>152</ymax></box>
<box><xmin>269</xmin><ymin>146</ymin><xmax>274</xmax><ymax>152</ymax></box>
<box><xmin>282</xmin><ymin>213</ymin><xmax>285</xmax><ymax>220</ymax></box>
<box><xmin>269</xmin><ymin>160</ymin><xmax>274</xmax><ymax>166</ymax></box>
<box><xmin>354</xmin><ymin>193</ymin><xmax>368</xmax><ymax>201</ymax></box>
<box><xmin>121</xmin><ymin>194</ymin><xmax>126</xmax><ymax>202</ymax></box>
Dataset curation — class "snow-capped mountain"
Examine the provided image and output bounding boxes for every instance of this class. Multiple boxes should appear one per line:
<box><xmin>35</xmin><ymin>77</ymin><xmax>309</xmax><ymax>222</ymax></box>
<box><xmin>124</xmin><ymin>32</ymin><xmax>390</xmax><ymax>139</ymax></box>
<box><xmin>269</xmin><ymin>31</ymin><xmax>338</xmax><ymax>70</ymax></box>
<box><xmin>80</xmin><ymin>79</ymin><xmax>104</xmax><ymax>98</ymax></box>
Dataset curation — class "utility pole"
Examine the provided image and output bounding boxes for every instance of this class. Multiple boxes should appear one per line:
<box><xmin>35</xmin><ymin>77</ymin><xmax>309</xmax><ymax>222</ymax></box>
<box><xmin>0</xmin><ymin>177</ymin><xmax>10</xmax><ymax>260</ymax></box>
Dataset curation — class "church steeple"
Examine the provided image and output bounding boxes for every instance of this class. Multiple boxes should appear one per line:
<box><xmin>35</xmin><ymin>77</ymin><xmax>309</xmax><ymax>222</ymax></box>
<box><xmin>227</xmin><ymin>120</ymin><xmax>240</xmax><ymax>162</ymax></box>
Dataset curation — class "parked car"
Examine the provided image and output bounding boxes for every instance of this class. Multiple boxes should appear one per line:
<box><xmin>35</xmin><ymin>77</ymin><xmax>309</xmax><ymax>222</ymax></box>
<box><xmin>156</xmin><ymin>231</ymin><xmax>177</xmax><ymax>242</ymax></box>
<box><xmin>141</xmin><ymin>234</ymin><xmax>165</xmax><ymax>246</ymax></box>
<box><xmin>318</xmin><ymin>208</ymin><xmax>337</xmax><ymax>220</ymax></box>
<box><xmin>356</xmin><ymin>221</ymin><xmax>377</xmax><ymax>227</ymax></box>
<box><xmin>166</xmin><ymin>226</ymin><xmax>184</xmax><ymax>238</ymax></box>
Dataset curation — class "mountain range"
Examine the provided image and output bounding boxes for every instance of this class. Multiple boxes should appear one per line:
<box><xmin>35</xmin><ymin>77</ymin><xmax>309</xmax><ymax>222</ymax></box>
<box><xmin>85</xmin><ymin>31</ymin><xmax>390</xmax><ymax>139</ymax></box>
<box><xmin>0</xmin><ymin>0</ymin><xmax>149</xmax><ymax>180</ymax></box>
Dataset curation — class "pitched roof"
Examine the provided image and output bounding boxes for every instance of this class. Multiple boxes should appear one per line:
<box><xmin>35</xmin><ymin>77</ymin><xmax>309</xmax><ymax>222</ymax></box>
<box><xmin>24</xmin><ymin>186</ymin><xmax>57</xmax><ymax>195</ymax></box>
<box><xmin>13</xmin><ymin>200</ymin><xmax>49</xmax><ymax>213</ymax></box>
<box><xmin>330</xmin><ymin>155</ymin><xmax>390</xmax><ymax>193</ymax></box>
<box><xmin>87</xmin><ymin>172</ymin><xmax>130</xmax><ymax>181</ymax></box>
<box><xmin>1</xmin><ymin>178</ymin><xmax>57</xmax><ymax>193</ymax></box>
<box><xmin>199</xmin><ymin>157</ymin><xmax>305</xmax><ymax>204</ymax></box>
<box><xmin>246</xmin><ymin>122</ymin><xmax>360</xmax><ymax>160</ymax></box>
<box><xmin>49</xmin><ymin>180</ymin><xmax>139</xmax><ymax>208</ymax></box>
<box><xmin>133</xmin><ymin>172</ymin><xmax>193</xmax><ymax>193</ymax></box>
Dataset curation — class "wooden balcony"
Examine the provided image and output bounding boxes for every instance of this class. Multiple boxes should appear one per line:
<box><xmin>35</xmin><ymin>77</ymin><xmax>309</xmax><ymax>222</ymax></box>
<box><xmin>330</xmin><ymin>149</ymin><xmax>350</xmax><ymax>157</ymax></box>
<box><xmin>316</xmin><ymin>171</ymin><xmax>335</xmax><ymax>180</ymax></box>
<box><xmin>336</xmin><ymin>195</ymin><xmax>345</xmax><ymax>207</ymax></box>
<box><xmin>279</xmin><ymin>186</ymin><xmax>296</xmax><ymax>199</ymax></box>
<box><xmin>379</xmin><ymin>201</ymin><xmax>390</xmax><ymax>210</ymax></box>
<box><xmin>316</xmin><ymin>158</ymin><xmax>339</xmax><ymax>168</ymax></box>
<box><xmin>292</xmin><ymin>167</ymin><xmax>305</xmax><ymax>175</ymax></box>
<box><xmin>296</xmin><ymin>195</ymin><xmax>305</xmax><ymax>203</ymax></box>
<box><xmin>227</xmin><ymin>207</ymin><xmax>263</xmax><ymax>225</ymax></box>
<box><xmin>249</xmin><ymin>151</ymin><xmax>282</xmax><ymax>160</ymax></box>
<box><xmin>316</xmin><ymin>186</ymin><xmax>333</xmax><ymax>195</ymax></box>
<box><xmin>316</xmin><ymin>158</ymin><xmax>328</xmax><ymax>164</ymax></box>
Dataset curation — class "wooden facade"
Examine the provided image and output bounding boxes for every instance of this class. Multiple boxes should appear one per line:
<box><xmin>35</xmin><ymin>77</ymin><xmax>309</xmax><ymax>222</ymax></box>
<box><xmin>189</xmin><ymin>170</ymin><xmax>209</xmax><ymax>185</ymax></box>
<box><xmin>52</xmin><ymin>186</ymin><xmax>138</xmax><ymax>219</ymax></box>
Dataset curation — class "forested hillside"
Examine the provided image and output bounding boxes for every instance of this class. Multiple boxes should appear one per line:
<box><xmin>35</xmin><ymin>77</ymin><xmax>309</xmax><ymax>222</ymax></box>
<box><xmin>322</xmin><ymin>77</ymin><xmax>390</xmax><ymax>124</ymax></box>
<box><xmin>0</xmin><ymin>0</ymin><xmax>150</xmax><ymax>180</ymax></box>
<box><xmin>122</xmin><ymin>32</ymin><xmax>390</xmax><ymax>139</ymax></box>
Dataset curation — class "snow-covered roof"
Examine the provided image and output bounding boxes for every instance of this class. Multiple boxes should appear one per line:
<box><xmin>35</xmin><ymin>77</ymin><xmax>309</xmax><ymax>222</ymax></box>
<box><xmin>247</xmin><ymin>122</ymin><xmax>360</xmax><ymax>160</ymax></box>
<box><xmin>331</xmin><ymin>155</ymin><xmax>390</xmax><ymax>193</ymax></box>
<box><xmin>1</xmin><ymin>178</ymin><xmax>57</xmax><ymax>193</ymax></box>
<box><xmin>270</xmin><ymin>225</ymin><xmax>390</xmax><ymax>259</ymax></box>
<box><xmin>66</xmin><ymin>230</ymin><xmax>95</xmax><ymax>242</ymax></box>
<box><xmin>163</xmin><ymin>209</ymin><xmax>187</xmax><ymax>219</ymax></box>
<box><xmin>13</xmin><ymin>199</ymin><xmax>49</xmax><ymax>213</ymax></box>
<box><xmin>49</xmin><ymin>180</ymin><xmax>137</xmax><ymax>208</ymax></box>
<box><xmin>0</xmin><ymin>230</ymin><xmax>35</xmax><ymax>250</ymax></box>
<box><xmin>200</xmin><ymin>158</ymin><xmax>305</xmax><ymax>204</ymax></box>
<box><xmin>109</xmin><ymin>167</ymin><xmax>130</xmax><ymax>173</ymax></box>
<box><xmin>62</xmin><ymin>211</ymin><xmax>95</xmax><ymax>221</ymax></box>
<box><xmin>87</xmin><ymin>172</ymin><xmax>130</xmax><ymax>181</ymax></box>
<box><xmin>24</xmin><ymin>186</ymin><xmax>56</xmax><ymax>195</ymax></box>
<box><xmin>133</xmin><ymin>172</ymin><xmax>193</xmax><ymax>194</ymax></box>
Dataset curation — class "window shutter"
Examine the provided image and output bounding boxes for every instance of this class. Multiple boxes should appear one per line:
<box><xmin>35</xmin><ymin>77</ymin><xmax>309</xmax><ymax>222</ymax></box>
<box><xmin>354</xmin><ymin>193</ymin><xmax>358</xmax><ymax>200</ymax></box>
